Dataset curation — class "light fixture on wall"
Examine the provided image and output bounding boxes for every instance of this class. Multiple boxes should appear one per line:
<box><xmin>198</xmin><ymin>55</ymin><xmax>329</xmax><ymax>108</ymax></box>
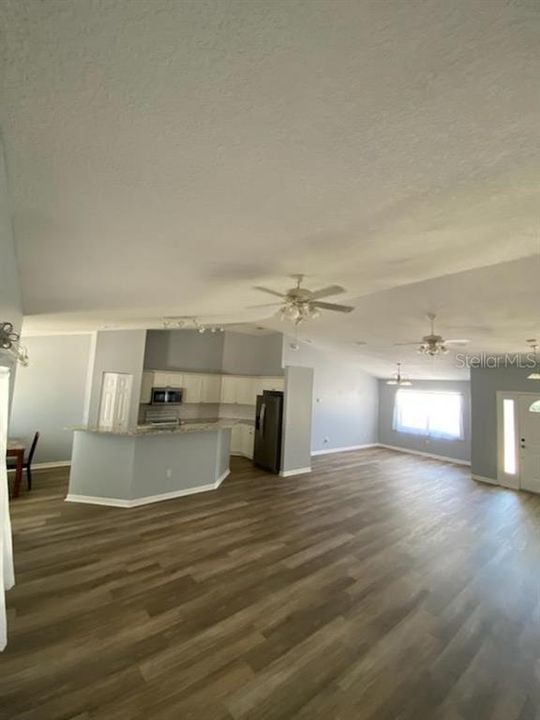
<box><xmin>386</xmin><ymin>362</ymin><xmax>412</xmax><ymax>386</ymax></box>
<box><xmin>527</xmin><ymin>339</ymin><xmax>540</xmax><ymax>380</ymax></box>
<box><xmin>162</xmin><ymin>317</ymin><xmax>225</xmax><ymax>334</ymax></box>
<box><xmin>0</xmin><ymin>322</ymin><xmax>29</xmax><ymax>366</ymax></box>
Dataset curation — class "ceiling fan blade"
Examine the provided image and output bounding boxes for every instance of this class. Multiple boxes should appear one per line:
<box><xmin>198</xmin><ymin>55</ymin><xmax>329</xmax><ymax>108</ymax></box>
<box><xmin>311</xmin><ymin>301</ymin><xmax>354</xmax><ymax>313</ymax></box>
<box><xmin>254</xmin><ymin>286</ymin><xmax>286</xmax><ymax>298</ymax></box>
<box><xmin>247</xmin><ymin>302</ymin><xmax>282</xmax><ymax>309</ymax></box>
<box><xmin>309</xmin><ymin>285</ymin><xmax>345</xmax><ymax>300</ymax></box>
<box><xmin>445</xmin><ymin>339</ymin><xmax>470</xmax><ymax>345</ymax></box>
<box><xmin>393</xmin><ymin>341</ymin><xmax>420</xmax><ymax>346</ymax></box>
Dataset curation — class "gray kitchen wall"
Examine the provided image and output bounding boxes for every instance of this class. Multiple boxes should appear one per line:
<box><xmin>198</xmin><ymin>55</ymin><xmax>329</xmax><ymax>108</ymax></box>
<box><xmin>0</xmin><ymin>141</ymin><xmax>22</xmax><ymax>399</ymax></box>
<box><xmin>144</xmin><ymin>330</ymin><xmax>224</xmax><ymax>373</ymax></box>
<box><xmin>221</xmin><ymin>331</ymin><xmax>283</xmax><ymax>376</ymax></box>
<box><xmin>10</xmin><ymin>334</ymin><xmax>94</xmax><ymax>463</ymax></box>
<box><xmin>281</xmin><ymin>366</ymin><xmax>314</xmax><ymax>474</ymax></box>
<box><xmin>88</xmin><ymin>330</ymin><xmax>147</xmax><ymax>428</ymax></box>
<box><xmin>378</xmin><ymin>379</ymin><xmax>471</xmax><ymax>464</ymax></box>
<box><xmin>144</xmin><ymin>329</ymin><xmax>283</xmax><ymax>376</ymax></box>
<box><xmin>470</xmin><ymin>365</ymin><xmax>540</xmax><ymax>480</ymax></box>
<box><xmin>282</xmin><ymin>338</ymin><xmax>378</xmax><ymax>454</ymax></box>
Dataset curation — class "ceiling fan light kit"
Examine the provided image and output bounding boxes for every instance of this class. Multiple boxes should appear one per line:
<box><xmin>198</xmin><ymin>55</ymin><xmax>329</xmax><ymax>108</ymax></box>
<box><xmin>255</xmin><ymin>274</ymin><xmax>353</xmax><ymax>326</ymax></box>
<box><xmin>396</xmin><ymin>313</ymin><xmax>469</xmax><ymax>359</ymax></box>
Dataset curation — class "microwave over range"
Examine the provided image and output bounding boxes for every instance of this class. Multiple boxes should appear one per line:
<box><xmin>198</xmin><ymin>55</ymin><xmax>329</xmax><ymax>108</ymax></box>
<box><xmin>151</xmin><ymin>387</ymin><xmax>183</xmax><ymax>405</ymax></box>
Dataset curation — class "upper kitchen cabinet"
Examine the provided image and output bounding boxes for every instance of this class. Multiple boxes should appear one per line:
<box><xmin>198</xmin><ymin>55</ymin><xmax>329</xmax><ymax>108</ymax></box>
<box><xmin>142</xmin><ymin>369</ymin><xmax>283</xmax><ymax>406</ymax></box>
<box><xmin>182</xmin><ymin>374</ymin><xmax>203</xmax><ymax>403</ymax></box>
<box><xmin>140</xmin><ymin>371</ymin><xmax>154</xmax><ymax>404</ymax></box>
<box><xmin>153</xmin><ymin>371</ymin><xmax>183</xmax><ymax>387</ymax></box>
<box><xmin>258</xmin><ymin>377</ymin><xmax>285</xmax><ymax>394</ymax></box>
<box><xmin>220</xmin><ymin>376</ymin><xmax>258</xmax><ymax>405</ymax></box>
<box><xmin>200</xmin><ymin>374</ymin><xmax>222</xmax><ymax>403</ymax></box>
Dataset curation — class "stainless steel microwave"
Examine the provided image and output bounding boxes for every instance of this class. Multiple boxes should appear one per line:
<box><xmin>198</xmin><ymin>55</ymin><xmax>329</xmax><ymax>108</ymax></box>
<box><xmin>151</xmin><ymin>387</ymin><xmax>183</xmax><ymax>405</ymax></box>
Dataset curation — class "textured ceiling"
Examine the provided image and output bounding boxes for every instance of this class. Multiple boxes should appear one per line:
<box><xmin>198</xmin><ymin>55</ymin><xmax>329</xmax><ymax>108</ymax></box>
<box><xmin>0</xmin><ymin>0</ymin><xmax>539</xmax><ymax>378</ymax></box>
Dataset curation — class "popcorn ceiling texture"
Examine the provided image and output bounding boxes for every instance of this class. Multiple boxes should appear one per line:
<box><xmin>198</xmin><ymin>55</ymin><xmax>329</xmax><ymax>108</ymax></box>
<box><xmin>0</xmin><ymin>0</ymin><xmax>538</xmax><ymax>377</ymax></box>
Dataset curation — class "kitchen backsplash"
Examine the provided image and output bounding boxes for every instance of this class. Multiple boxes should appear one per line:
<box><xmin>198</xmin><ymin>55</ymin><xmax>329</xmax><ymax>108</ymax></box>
<box><xmin>138</xmin><ymin>402</ymin><xmax>255</xmax><ymax>425</ymax></box>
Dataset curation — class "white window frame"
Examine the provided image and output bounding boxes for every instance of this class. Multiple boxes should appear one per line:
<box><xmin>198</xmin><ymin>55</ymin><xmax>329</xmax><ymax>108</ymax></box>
<box><xmin>392</xmin><ymin>389</ymin><xmax>464</xmax><ymax>441</ymax></box>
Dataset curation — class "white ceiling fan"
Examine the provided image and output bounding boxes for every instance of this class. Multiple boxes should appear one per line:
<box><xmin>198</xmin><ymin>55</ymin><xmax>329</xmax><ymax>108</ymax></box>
<box><xmin>252</xmin><ymin>274</ymin><xmax>354</xmax><ymax>325</ymax></box>
<box><xmin>395</xmin><ymin>313</ymin><xmax>469</xmax><ymax>357</ymax></box>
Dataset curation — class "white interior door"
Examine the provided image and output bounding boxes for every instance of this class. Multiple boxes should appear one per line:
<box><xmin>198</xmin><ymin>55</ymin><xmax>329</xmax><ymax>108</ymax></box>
<box><xmin>519</xmin><ymin>394</ymin><xmax>540</xmax><ymax>493</ymax></box>
<box><xmin>99</xmin><ymin>372</ymin><xmax>133</xmax><ymax>430</ymax></box>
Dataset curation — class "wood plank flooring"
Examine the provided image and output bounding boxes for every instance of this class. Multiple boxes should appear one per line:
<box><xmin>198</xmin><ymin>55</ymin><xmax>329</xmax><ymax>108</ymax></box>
<box><xmin>2</xmin><ymin>448</ymin><xmax>540</xmax><ymax>719</ymax></box>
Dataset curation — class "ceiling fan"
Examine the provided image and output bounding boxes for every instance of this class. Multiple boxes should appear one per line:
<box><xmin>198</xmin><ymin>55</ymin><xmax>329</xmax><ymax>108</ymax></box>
<box><xmin>252</xmin><ymin>274</ymin><xmax>354</xmax><ymax>325</ymax></box>
<box><xmin>395</xmin><ymin>313</ymin><xmax>469</xmax><ymax>357</ymax></box>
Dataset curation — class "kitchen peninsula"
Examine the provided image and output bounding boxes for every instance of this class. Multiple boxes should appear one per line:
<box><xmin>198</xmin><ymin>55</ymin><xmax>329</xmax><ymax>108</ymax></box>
<box><xmin>66</xmin><ymin>421</ymin><xmax>233</xmax><ymax>507</ymax></box>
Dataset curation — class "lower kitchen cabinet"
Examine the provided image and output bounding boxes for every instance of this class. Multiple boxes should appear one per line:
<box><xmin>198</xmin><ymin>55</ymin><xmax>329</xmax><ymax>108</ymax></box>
<box><xmin>230</xmin><ymin>423</ymin><xmax>254</xmax><ymax>459</ymax></box>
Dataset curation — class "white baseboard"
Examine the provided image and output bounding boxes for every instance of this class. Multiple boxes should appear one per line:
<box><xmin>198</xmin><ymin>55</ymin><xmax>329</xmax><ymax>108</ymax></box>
<box><xmin>7</xmin><ymin>460</ymin><xmax>71</xmax><ymax>472</ymax></box>
<box><xmin>35</xmin><ymin>461</ymin><xmax>71</xmax><ymax>469</ymax></box>
<box><xmin>472</xmin><ymin>474</ymin><xmax>498</xmax><ymax>485</ymax></box>
<box><xmin>377</xmin><ymin>444</ymin><xmax>471</xmax><ymax>466</ymax></box>
<box><xmin>311</xmin><ymin>443</ymin><xmax>377</xmax><ymax>457</ymax></box>
<box><xmin>65</xmin><ymin>469</ymin><xmax>230</xmax><ymax>508</ymax></box>
<box><xmin>280</xmin><ymin>466</ymin><xmax>312</xmax><ymax>477</ymax></box>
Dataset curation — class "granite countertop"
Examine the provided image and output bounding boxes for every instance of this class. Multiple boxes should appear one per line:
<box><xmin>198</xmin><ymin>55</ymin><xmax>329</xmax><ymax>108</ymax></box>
<box><xmin>71</xmin><ymin>419</ymin><xmax>239</xmax><ymax>437</ymax></box>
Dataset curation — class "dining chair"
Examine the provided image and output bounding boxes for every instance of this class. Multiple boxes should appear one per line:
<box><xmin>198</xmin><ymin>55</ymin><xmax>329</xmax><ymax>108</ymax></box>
<box><xmin>7</xmin><ymin>431</ymin><xmax>40</xmax><ymax>490</ymax></box>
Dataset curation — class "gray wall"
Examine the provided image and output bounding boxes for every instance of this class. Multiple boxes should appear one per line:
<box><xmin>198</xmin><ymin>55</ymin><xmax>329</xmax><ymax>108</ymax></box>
<box><xmin>88</xmin><ymin>330</ymin><xmax>146</xmax><ymax>428</ymax></box>
<box><xmin>282</xmin><ymin>338</ymin><xmax>378</xmax><ymax>453</ymax></box>
<box><xmin>378</xmin><ymin>379</ymin><xmax>471</xmax><ymax>463</ymax></box>
<box><xmin>0</xmin><ymin>141</ymin><xmax>22</xmax><ymax>397</ymax></box>
<box><xmin>470</xmin><ymin>366</ymin><xmax>540</xmax><ymax>480</ymax></box>
<box><xmin>221</xmin><ymin>332</ymin><xmax>283</xmax><ymax>376</ymax></box>
<box><xmin>10</xmin><ymin>334</ymin><xmax>93</xmax><ymax>463</ymax></box>
<box><xmin>281</xmin><ymin>366</ymin><xmax>314</xmax><ymax>474</ymax></box>
<box><xmin>144</xmin><ymin>330</ymin><xmax>224</xmax><ymax>373</ymax></box>
<box><xmin>69</xmin><ymin>428</ymin><xmax>230</xmax><ymax>501</ymax></box>
<box><xmin>144</xmin><ymin>329</ymin><xmax>283</xmax><ymax>376</ymax></box>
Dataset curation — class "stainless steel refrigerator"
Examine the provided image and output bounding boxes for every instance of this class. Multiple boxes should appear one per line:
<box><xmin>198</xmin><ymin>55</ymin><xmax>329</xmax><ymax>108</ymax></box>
<box><xmin>253</xmin><ymin>390</ymin><xmax>284</xmax><ymax>474</ymax></box>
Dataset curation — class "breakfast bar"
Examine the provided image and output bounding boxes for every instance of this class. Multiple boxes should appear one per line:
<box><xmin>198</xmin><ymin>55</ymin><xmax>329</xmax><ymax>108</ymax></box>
<box><xmin>67</xmin><ymin>422</ymin><xmax>232</xmax><ymax>507</ymax></box>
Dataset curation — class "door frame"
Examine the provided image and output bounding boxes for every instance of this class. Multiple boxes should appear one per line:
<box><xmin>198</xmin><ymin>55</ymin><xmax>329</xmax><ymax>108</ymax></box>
<box><xmin>496</xmin><ymin>391</ymin><xmax>540</xmax><ymax>490</ymax></box>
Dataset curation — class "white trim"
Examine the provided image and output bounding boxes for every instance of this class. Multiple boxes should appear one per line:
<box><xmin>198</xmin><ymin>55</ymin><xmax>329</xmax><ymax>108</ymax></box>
<box><xmin>377</xmin><ymin>443</ymin><xmax>471</xmax><ymax>466</ymax></box>
<box><xmin>82</xmin><ymin>331</ymin><xmax>97</xmax><ymax>424</ymax></box>
<box><xmin>280</xmin><ymin>467</ymin><xmax>312</xmax><ymax>477</ymax></box>
<box><xmin>34</xmin><ymin>460</ymin><xmax>71</xmax><ymax>469</ymax></box>
<box><xmin>65</xmin><ymin>494</ymin><xmax>132</xmax><ymax>508</ymax></box>
<box><xmin>472</xmin><ymin>474</ymin><xmax>499</xmax><ymax>486</ymax></box>
<box><xmin>65</xmin><ymin>469</ymin><xmax>230</xmax><ymax>508</ymax></box>
<box><xmin>311</xmin><ymin>443</ymin><xmax>377</xmax><ymax>456</ymax></box>
<box><xmin>7</xmin><ymin>460</ymin><xmax>71</xmax><ymax>472</ymax></box>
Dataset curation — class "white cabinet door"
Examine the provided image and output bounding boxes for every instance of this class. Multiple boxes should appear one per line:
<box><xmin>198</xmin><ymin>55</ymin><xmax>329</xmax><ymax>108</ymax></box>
<box><xmin>259</xmin><ymin>377</ymin><xmax>285</xmax><ymax>393</ymax></box>
<box><xmin>235</xmin><ymin>377</ymin><xmax>258</xmax><ymax>405</ymax></box>
<box><xmin>242</xmin><ymin>424</ymin><xmax>254</xmax><ymax>459</ymax></box>
<box><xmin>230</xmin><ymin>424</ymin><xmax>244</xmax><ymax>454</ymax></box>
<box><xmin>200</xmin><ymin>374</ymin><xmax>222</xmax><ymax>403</ymax></box>
<box><xmin>221</xmin><ymin>376</ymin><xmax>238</xmax><ymax>404</ymax></box>
<box><xmin>140</xmin><ymin>371</ymin><xmax>154</xmax><ymax>404</ymax></box>
<box><xmin>182</xmin><ymin>374</ymin><xmax>203</xmax><ymax>403</ymax></box>
<box><xmin>153</xmin><ymin>371</ymin><xmax>183</xmax><ymax>388</ymax></box>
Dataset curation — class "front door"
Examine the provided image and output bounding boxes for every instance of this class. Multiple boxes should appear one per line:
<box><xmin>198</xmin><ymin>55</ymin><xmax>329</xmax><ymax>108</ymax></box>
<box><xmin>519</xmin><ymin>394</ymin><xmax>540</xmax><ymax>493</ymax></box>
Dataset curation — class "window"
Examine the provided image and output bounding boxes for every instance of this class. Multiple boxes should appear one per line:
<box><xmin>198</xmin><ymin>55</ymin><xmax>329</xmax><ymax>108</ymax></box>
<box><xmin>529</xmin><ymin>400</ymin><xmax>540</xmax><ymax>413</ymax></box>
<box><xmin>393</xmin><ymin>389</ymin><xmax>464</xmax><ymax>440</ymax></box>
<box><xmin>503</xmin><ymin>398</ymin><xmax>517</xmax><ymax>474</ymax></box>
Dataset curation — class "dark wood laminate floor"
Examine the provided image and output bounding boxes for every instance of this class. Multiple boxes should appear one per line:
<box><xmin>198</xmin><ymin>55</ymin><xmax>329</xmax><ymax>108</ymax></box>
<box><xmin>2</xmin><ymin>448</ymin><xmax>540</xmax><ymax>720</ymax></box>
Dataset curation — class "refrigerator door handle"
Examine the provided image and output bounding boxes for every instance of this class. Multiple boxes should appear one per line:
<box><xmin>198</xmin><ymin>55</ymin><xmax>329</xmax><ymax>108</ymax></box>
<box><xmin>259</xmin><ymin>403</ymin><xmax>266</xmax><ymax>436</ymax></box>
